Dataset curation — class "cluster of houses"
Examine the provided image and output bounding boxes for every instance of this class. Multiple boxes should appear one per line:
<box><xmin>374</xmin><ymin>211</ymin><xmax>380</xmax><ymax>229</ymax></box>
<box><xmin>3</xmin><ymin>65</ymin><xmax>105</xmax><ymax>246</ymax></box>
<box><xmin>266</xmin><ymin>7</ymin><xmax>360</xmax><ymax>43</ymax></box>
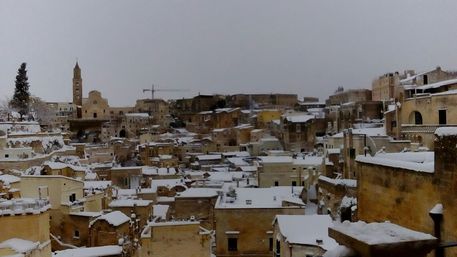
<box><xmin>2</xmin><ymin>64</ymin><xmax>457</xmax><ymax>257</ymax></box>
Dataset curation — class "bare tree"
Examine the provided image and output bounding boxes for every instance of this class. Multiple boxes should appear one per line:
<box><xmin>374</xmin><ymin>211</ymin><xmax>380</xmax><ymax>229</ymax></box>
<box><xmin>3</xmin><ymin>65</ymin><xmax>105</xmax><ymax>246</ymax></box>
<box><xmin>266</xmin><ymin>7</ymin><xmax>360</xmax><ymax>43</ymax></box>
<box><xmin>0</xmin><ymin>96</ymin><xmax>15</xmax><ymax>121</ymax></box>
<box><xmin>29</xmin><ymin>96</ymin><xmax>54</xmax><ymax>125</ymax></box>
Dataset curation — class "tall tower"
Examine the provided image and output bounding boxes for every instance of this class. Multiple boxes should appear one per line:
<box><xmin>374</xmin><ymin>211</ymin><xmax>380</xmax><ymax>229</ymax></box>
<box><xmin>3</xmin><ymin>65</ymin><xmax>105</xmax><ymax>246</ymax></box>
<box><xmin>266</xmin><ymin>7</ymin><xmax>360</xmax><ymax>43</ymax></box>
<box><xmin>73</xmin><ymin>62</ymin><xmax>83</xmax><ymax>119</ymax></box>
<box><xmin>73</xmin><ymin>62</ymin><xmax>82</xmax><ymax>106</ymax></box>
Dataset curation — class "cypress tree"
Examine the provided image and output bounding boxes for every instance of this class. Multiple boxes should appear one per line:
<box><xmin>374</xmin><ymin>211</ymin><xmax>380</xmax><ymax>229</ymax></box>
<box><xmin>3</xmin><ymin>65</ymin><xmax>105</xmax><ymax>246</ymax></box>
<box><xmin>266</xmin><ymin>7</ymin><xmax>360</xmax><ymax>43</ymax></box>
<box><xmin>10</xmin><ymin>62</ymin><xmax>30</xmax><ymax>120</ymax></box>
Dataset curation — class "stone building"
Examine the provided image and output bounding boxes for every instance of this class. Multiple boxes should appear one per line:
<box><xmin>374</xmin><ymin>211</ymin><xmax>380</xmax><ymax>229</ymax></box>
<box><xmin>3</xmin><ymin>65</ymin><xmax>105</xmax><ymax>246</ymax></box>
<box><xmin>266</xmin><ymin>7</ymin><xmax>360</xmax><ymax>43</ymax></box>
<box><xmin>108</xmin><ymin>199</ymin><xmax>153</xmax><ymax>229</ymax></box>
<box><xmin>317</xmin><ymin>176</ymin><xmax>357</xmax><ymax>220</ymax></box>
<box><xmin>354</xmin><ymin>128</ymin><xmax>457</xmax><ymax>256</ymax></box>
<box><xmin>394</xmin><ymin>78</ymin><xmax>457</xmax><ymax>148</ymax></box>
<box><xmin>214</xmin><ymin>187</ymin><xmax>306</xmax><ymax>257</ymax></box>
<box><xmin>326</xmin><ymin>89</ymin><xmax>372</xmax><ymax>106</ymax></box>
<box><xmin>371</xmin><ymin>72</ymin><xmax>401</xmax><ymax>102</ymax></box>
<box><xmin>228</xmin><ymin>94</ymin><xmax>298</xmax><ymax>109</ymax></box>
<box><xmin>399</xmin><ymin>66</ymin><xmax>457</xmax><ymax>87</ymax></box>
<box><xmin>256</xmin><ymin>109</ymin><xmax>282</xmax><ymax>129</ymax></box>
<box><xmin>135</xmin><ymin>99</ymin><xmax>170</xmax><ymax>127</ymax></box>
<box><xmin>82</xmin><ymin>90</ymin><xmax>110</xmax><ymax>120</ymax></box>
<box><xmin>280</xmin><ymin>113</ymin><xmax>316</xmax><ymax>152</ymax></box>
<box><xmin>20</xmin><ymin>175</ymin><xmax>103</xmax><ymax>249</ymax></box>
<box><xmin>189</xmin><ymin>108</ymin><xmax>242</xmax><ymax>133</ymax></box>
<box><xmin>110</xmin><ymin>167</ymin><xmax>143</xmax><ymax>189</ymax></box>
<box><xmin>88</xmin><ymin>211</ymin><xmax>131</xmax><ymax>247</ymax></box>
<box><xmin>174</xmin><ymin>188</ymin><xmax>219</xmax><ymax>230</ymax></box>
<box><xmin>272</xmin><ymin>215</ymin><xmax>337</xmax><ymax>257</ymax></box>
<box><xmin>256</xmin><ymin>155</ymin><xmax>322</xmax><ymax>188</ymax></box>
<box><xmin>0</xmin><ymin>198</ymin><xmax>52</xmax><ymax>257</ymax></box>
<box><xmin>139</xmin><ymin>221</ymin><xmax>211</xmax><ymax>257</ymax></box>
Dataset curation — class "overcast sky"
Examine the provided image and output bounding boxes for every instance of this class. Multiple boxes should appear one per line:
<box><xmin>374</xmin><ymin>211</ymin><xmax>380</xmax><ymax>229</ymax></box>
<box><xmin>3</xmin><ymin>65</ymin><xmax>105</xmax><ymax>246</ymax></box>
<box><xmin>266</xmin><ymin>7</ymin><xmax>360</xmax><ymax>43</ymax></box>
<box><xmin>2</xmin><ymin>0</ymin><xmax>457</xmax><ymax>106</ymax></box>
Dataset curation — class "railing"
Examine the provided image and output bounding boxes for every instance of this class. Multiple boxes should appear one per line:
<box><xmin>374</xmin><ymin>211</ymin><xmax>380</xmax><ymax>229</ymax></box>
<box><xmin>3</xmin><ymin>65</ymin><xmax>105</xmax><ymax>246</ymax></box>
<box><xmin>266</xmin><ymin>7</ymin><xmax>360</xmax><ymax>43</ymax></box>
<box><xmin>401</xmin><ymin>124</ymin><xmax>457</xmax><ymax>134</ymax></box>
<box><xmin>0</xmin><ymin>198</ymin><xmax>50</xmax><ymax>215</ymax></box>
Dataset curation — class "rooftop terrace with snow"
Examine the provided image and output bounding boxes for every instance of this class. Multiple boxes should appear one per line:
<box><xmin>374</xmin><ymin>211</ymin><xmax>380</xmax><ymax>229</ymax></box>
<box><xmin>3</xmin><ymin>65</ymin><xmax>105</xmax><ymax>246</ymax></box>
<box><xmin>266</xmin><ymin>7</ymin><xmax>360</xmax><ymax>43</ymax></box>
<box><xmin>0</xmin><ymin>198</ymin><xmax>50</xmax><ymax>216</ymax></box>
<box><xmin>215</xmin><ymin>186</ymin><xmax>305</xmax><ymax>209</ymax></box>
<box><xmin>274</xmin><ymin>215</ymin><xmax>337</xmax><ymax>250</ymax></box>
<box><xmin>355</xmin><ymin>151</ymin><xmax>434</xmax><ymax>173</ymax></box>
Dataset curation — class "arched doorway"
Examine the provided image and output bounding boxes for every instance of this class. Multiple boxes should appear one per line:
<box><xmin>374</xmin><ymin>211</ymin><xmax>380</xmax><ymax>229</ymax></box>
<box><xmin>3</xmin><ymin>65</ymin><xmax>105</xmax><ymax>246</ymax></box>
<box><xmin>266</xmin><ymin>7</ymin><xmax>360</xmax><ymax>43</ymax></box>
<box><xmin>409</xmin><ymin>111</ymin><xmax>423</xmax><ymax>125</ymax></box>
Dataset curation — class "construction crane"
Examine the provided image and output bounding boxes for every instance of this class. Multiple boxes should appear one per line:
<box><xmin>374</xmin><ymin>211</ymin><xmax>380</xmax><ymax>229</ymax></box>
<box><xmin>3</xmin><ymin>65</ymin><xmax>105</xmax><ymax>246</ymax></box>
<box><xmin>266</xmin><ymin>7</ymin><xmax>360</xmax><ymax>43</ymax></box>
<box><xmin>142</xmin><ymin>84</ymin><xmax>187</xmax><ymax>100</ymax></box>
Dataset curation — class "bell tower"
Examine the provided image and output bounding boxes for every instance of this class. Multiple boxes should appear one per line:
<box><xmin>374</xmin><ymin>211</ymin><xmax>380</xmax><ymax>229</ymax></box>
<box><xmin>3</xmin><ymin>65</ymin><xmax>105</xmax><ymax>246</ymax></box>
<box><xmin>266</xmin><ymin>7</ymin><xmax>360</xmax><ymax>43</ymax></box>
<box><xmin>73</xmin><ymin>62</ymin><xmax>83</xmax><ymax>118</ymax></box>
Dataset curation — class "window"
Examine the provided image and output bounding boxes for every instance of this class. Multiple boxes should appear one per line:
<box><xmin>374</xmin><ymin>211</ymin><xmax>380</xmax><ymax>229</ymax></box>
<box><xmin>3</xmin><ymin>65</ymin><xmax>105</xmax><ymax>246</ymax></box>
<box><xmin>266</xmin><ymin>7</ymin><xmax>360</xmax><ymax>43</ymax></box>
<box><xmin>292</xmin><ymin>181</ymin><xmax>297</xmax><ymax>186</ymax></box>
<box><xmin>69</xmin><ymin>193</ymin><xmax>76</xmax><ymax>202</ymax></box>
<box><xmin>274</xmin><ymin>181</ymin><xmax>279</xmax><ymax>186</ymax></box>
<box><xmin>228</xmin><ymin>238</ymin><xmax>237</xmax><ymax>251</ymax></box>
<box><xmin>439</xmin><ymin>110</ymin><xmax>447</xmax><ymax>125</ymax></box>
<box><xmin>275</xmin><ymin>240</ymin><xmax>281</xmax><ymax>257</ymax></box>
<box><xmin>269</xmin><ymin>238</ymin><xmax>273</xmax><ymax>251</ymax></box>
<box><xmin>4</xmin><ymin>154</ymin><xmax>8</xmax><ymax>158</ymax></box>
<box><xmin>93</xmin><ymin>113</ymin><xmax>97</xmax><ymax>118</ymax></box>
<box><xmin>349</xmin><ymin>148</ymin><xmax>356</xmax><ymax>159</ymax></box>
<box><xmin>73</xmin><ymin>230</ymin><xmax>80</xmax><ymax>239</ymax></box>
<box><xmin>423</xmin><ymin>74</ymin><xmax>428</xmax><ymax>85</ymax></box>
<box><xmin>414</xmin><ymin>111</ymin><xmax>423</xmax><ymax>125</ymax></box>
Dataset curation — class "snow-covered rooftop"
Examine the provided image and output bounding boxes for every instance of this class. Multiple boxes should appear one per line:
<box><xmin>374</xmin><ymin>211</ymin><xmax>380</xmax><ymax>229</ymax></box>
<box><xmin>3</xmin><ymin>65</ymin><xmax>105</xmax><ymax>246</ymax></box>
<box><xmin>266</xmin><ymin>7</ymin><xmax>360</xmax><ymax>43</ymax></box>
<box><xmin>108</xmin><ymin>199</ymin><xmax>152</xmax><ymax>208</ymax></box>
<box><xmin>293</xmin><ymin>156</ymin><xmax>323</xmax><ymax>166</ymax></box>
<box><xmin>142</xmin><ymin>166</ymin><xmax>177</xmax><ymax>176</ymax></box>
<box><xmin>318</xmin><ymin>176</ymin><xmax>357</xmax><ymax>188</ymax></box>
<box><xmin>284</xmin><ymin>114</ymin><xmax>315</xmax><ymax>123</ymax></box>
<box><xmin>275</xmin><ymin>215</ymin><xmax>338</xmax><ymax>250</ymax></box>
<box><xmin>0</xmin><ymin>238</ymin><xmax>39</xmax><ymax>254</ymax></box>
<box><xmin>355</xmin><ymin>152</ymin><xmax>434</xmax><ymax>173</ymax></box>
<box><xmin>89</xmin><ymin>211</ymin><xmax>130</xmax><ymax>227</ymax></box>
<box><xmin>0</xmin><ymin>174</ymin><xmax>21</xmax><ymax>184</ymax></box>
<box><xmin>216</xmin><ymin>187</ymin><xmax>305</xmax><ymax>209</ymax></box>
<box><xmin>0</xmin><ymin>198</ymin><xmax>50</xmax><ymax>216</ymax></box>
<box><xmin>150</xmin><ymin>179</ymin><xmax>187</xmax><ymax>192</ymax></box>
<box><xmin>258</xmin><ymin>156</ymin><xmax>293</xmax><ymax>164</ymax></box>
<box><xmin>435</xmin><ymin>127</ymin><xmax>457</xmax><ymax>137</ymax></box>
<box><xmin>153</xmin><ymin>204</ymin><xmax>169</xmax><ymax>219</ymax></box>
<box><xmin>331</xmin><ymin>221</ymin><xmax>436</xmax><ymax>245</ymax></box>
<box><xmin>332</xmin><ymin>127</ymin><xmax>386</xmax><ymax>138</ymax></box>
<box><xmin>196</xmin><ymin>154</ymin><xmax>222</xmax><ymax>161</ymax></box>
<box><xmin>52</xmin><ymin>245</ymin><xmax>123</xmax><ymax>257</ymax></box>
<box><xmin>176</xmin><ymin>188</ymin><xmax>219</xmax><ymax>198</ymax></box>
<box><xmin>83</xmin><ymin>181</ymin><xmax>112</xmax><ymax>190</ymax></box>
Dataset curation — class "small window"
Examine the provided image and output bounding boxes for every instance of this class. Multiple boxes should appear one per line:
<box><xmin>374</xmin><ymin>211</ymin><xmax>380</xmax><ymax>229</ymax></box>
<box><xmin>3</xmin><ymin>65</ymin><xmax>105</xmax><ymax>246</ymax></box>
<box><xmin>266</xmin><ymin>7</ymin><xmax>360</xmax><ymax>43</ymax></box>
<box><xmin>69</xmin><ymin>193</ymin><xmax>76</xmax><ymax>202</ymax></box>
<box><xmin>274</xmin><ymin>181</ymin><xmax>279</xmax><ymax>186</ymax></box>
<box><xmin>74</xmin><ymin>230</ymin><xmax>80</xmax><ymax>239</ymax></box>
<box><xmin>93</xmin><ymin>113</ymin><xmax>97</xmax><ymax>118</ymax></box>
<box><xmin>292</xmin><ymin>181</ymin><xmax>297</xmax><ymax>186</ymax></box>
<box><xmin>439</xmin><ymin>110</ymin><xmax>447</xmax><ymax>125</ymax></box>
<box><xmin>228</xmin><ymin>238</ymin><xmax>238</xmax><ymax>251</ymax></box>
<box><xmin>269</xmin><ymin>238</ymin><xmax>273</xmax><ymax>251</ymax></box>
<box><xmin>4</xmin><ymin>154</ymin><xmax>9</xmax><ymax>158</ymax></box>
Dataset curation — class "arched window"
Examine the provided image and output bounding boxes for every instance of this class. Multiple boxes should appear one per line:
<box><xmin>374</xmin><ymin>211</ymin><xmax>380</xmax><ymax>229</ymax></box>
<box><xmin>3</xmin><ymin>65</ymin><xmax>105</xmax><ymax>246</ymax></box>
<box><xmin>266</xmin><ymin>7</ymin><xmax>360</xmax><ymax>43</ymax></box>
<box><xmin>409</xmin><ymin>111</ymin><xmax>423</xmax><ymax>125</ymax></box>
